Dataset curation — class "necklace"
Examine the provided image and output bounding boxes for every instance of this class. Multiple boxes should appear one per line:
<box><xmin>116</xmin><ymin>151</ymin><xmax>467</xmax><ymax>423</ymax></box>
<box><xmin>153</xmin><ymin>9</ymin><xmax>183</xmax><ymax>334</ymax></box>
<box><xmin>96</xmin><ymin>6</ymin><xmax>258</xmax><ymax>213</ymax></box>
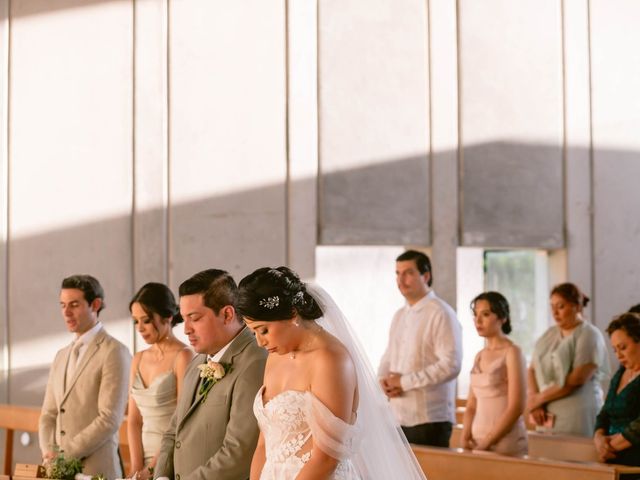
<box><xmin>624</xmin><ymin>368</ymin><xmax>640</xmax><ymax>386</ymax></box>
<box><xmin>289</xmin><ymin>325</ymin><xmax>323</xmax><ymax>360</ymax></box>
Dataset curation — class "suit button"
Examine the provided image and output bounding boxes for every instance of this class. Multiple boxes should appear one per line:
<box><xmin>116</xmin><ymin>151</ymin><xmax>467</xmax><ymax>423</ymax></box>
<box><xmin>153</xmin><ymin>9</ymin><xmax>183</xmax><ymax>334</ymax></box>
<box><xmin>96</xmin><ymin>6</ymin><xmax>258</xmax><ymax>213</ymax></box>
<box><xmin>175</xmin><ymin>440</ymin><xmax>181</xmax><ymax>449</ymax></box>
<box><xmin>60</xmin><ymin>408</ymin><xmax>65</xmax><ymax>414</ymax></box>
<box><xmin>60</xmin><ymin>431</ymin><xmax>65</xmax><ymax>436</ymax></box>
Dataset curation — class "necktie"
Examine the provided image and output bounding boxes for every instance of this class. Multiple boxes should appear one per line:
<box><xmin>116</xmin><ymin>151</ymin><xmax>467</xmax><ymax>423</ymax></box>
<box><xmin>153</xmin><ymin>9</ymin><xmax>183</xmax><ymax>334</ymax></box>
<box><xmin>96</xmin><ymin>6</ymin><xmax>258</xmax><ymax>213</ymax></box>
<box><xmin>66</xmin><ymin>341</ymin><xmax>82</xmax><ymax>388</ymax></box>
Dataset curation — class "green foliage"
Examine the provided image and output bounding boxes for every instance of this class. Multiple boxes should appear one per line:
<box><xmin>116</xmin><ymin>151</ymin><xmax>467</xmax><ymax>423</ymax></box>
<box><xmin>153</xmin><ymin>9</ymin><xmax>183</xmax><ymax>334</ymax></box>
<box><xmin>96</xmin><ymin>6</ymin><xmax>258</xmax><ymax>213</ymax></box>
<box><xmin>484</xmin><ymin>250</ymin><xmax>539</xmax><ymax>357</ymax></box>
<box><xmin>45</xmin><ymin>452</ymin><xmax>83</xmax><ymax>480</ymax></box>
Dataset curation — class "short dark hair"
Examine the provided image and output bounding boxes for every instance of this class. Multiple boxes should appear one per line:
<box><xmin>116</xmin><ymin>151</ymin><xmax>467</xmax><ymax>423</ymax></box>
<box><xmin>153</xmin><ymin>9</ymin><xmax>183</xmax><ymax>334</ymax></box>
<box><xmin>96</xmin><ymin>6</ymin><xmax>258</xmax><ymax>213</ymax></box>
<box><xmin>628</xmin><ymin>304</ymin><xmax>640</xmax><ymax>314</ymax></box>
<box><xmin>606</xmin><ymin>312</ymin><xmax>640</xmax><ymax>343</ymax></box>
<box><xmin>471</xmin><ymin>291</ymin><xmax>512</xmax><ymax>334</ymax></box>
<box><xmin>550</xmin><ymin>282</ymin><xmax>589</xmax><ymax>308</ymax></box>
<box><xmin>130</xmin><ymin>282</ymin><xmax>182</xmax><ymax>327</ymax></box>
<box><xmin>236</xmin><ymin>266</ymin><xmax>323</xmax><ymax>322</ymax></box>
<box><xmin>179</xmin><ymin>269</ymin><xmax>238</xmax><ymax>316</ymax></box>
<box><xmin>396</xmin><ymin>250</ymin><xmax>432</xmax><ymax>286</ymax></box>
<box><xmin>61</xmin><ymin>274</ymin><xmax>105</xmax><ymax>315</ymax></box>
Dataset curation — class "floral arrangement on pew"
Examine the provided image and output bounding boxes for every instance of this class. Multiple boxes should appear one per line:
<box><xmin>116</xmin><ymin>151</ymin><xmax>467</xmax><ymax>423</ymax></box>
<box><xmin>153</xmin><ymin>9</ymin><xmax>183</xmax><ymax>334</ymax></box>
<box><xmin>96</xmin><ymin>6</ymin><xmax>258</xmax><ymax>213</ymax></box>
<box><xmin>14</xmin><ymin>455</ymin><xmax>125</xmax><ymax>480</ymax></box>
<box><xmin>44</xmin><ymin>453</ymin><xmax>83</xmax><ymax>480</ymax></box>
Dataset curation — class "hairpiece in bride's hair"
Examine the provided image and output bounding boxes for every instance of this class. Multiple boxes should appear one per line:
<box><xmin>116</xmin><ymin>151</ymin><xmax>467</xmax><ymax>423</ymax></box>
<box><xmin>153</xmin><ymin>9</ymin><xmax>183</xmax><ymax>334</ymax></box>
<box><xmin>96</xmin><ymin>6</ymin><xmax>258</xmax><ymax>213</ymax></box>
<box><xmin>292</xmin><ymin>291</ymin><xmax>305</xmax><ymax>306</ymax></box>
<box><xmin>259</xmin><ymin>296</ymin><xmax>279</xmax><ymax>309</ymax></box>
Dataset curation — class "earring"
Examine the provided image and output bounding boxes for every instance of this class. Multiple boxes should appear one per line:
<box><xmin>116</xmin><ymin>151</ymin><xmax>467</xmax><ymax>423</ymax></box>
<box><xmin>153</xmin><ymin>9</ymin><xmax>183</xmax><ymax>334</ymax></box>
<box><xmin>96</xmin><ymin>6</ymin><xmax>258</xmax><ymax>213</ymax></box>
<box><xmin>294</xmin><ymin>320</ymin><xmax>300</xmax><ymax>327</ymax></box>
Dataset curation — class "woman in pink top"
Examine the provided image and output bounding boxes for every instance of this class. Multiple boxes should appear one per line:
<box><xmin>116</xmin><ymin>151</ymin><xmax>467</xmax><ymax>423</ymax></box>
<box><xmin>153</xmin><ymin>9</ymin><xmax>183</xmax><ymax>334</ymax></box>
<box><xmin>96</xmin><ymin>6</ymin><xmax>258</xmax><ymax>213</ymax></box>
<box><xmin>462</xmin><ymin>291</ymin><xmax>528</xmax><ymax>456</ymax></box>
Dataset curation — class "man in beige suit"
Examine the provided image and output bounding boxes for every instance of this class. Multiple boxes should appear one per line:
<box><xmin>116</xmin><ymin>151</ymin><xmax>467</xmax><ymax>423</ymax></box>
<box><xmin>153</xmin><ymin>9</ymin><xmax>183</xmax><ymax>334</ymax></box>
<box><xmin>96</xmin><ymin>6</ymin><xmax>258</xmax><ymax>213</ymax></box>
<box><xmin>154</xmin><ymin>269</ymin><xmax>267</xmax><ymax>480</ymax></box>
<box><xmin>39</xmin><ymin>275</ymin><xmax>131</xmax><ymax>478</ymax></box>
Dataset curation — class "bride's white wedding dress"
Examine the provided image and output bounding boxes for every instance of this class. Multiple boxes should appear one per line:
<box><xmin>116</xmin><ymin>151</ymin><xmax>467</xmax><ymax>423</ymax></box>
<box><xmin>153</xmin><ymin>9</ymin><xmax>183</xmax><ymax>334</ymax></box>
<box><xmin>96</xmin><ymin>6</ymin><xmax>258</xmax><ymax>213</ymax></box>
<box><xmin>253</xmin><ymin>386</ymin><xmax>360</xmax><ymax>479</ymax></box>
<box><xmin>252</xmin><ymin>285</ymin><xmax>427</xmax><ymax>480</ymax></box>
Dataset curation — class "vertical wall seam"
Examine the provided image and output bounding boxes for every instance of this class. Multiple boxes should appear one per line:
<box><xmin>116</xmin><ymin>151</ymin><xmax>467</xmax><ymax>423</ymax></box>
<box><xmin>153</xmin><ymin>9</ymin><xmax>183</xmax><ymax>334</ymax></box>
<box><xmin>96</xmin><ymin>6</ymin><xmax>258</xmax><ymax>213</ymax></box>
<box><xmin>456</xmin><ymin>0</ymin><xmax>463</xmax><ymax>246</ymax></box>
<box><xmin>131</xmin><ymin>0</ymin><xmax>137</xmax><ymax>351</ymax></box>
<box><xmin>586</xmin><ymin>0</ymin><xmax>596</xmax><ymax>315</ymax></box>
<box><xmin>166</xmin><ymin>0</ymin><xmax>172</xmax><ymax>288</ymax></box>
<box><xmin>560</xmin><ymin>0</ymin><xmax>568</xmax><ymax>251</ymax></box>
<box><xmin>314</xmin><ymin>0</ymin><xmax>322</xmax><ymax>245</ymax></box>
<box><xmin>1</xmin><ymin>0</ymin><xmax>11</xmax><ymax>403</ymax></box>
<box><xmin>426</xmin><ymin>0</ymin><xmax>433</xmax><ymax>247</ymax></box>
<box><xmin>284</xmin><ymin>0</ymin><xmax>291</xmax><ymax>265</ymax></box>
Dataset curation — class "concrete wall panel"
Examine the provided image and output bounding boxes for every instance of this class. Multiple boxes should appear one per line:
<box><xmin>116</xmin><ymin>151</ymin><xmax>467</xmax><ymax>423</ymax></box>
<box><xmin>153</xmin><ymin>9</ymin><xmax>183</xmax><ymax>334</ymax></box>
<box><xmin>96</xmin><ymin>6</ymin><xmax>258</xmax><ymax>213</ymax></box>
<box><xmin>591</xmin><ymin>0</ymin><xmax>640</xmax><ymax>328</ymax></box>
<box><xmin>460</xmin><ymin>0</ymin><xmax>564</xmax><ymax>248</ymax></box>
<box><xmin>168</xmin><ymin>0</ymin><xmax>287</xmax><ymax>285</ymax></box>
<box><xmin>318</xmin><ymin>0</ymin><xmax>430</xmax><ymax>245</ymax></box>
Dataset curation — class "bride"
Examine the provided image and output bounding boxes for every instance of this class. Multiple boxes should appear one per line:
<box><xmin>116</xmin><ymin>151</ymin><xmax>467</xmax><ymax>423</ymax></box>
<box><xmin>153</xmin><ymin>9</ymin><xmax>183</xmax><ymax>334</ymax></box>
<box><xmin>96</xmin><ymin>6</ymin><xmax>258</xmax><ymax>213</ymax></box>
<box><xmin>237</xmin><ymin>266</ymin><xmax>426</xmax><ymax>480</ymax></box>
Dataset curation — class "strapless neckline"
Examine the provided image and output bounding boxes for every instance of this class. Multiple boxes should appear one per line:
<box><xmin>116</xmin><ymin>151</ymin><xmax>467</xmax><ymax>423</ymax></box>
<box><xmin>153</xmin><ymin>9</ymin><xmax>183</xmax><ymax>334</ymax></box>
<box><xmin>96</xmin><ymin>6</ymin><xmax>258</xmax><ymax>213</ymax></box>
<box><xmin>259</xmin><ymin>386</ymin><xmax>357</xmax><ymax>422</ymax></box>
<box><xmin>261</xmin><ymin>387</ymin><xmax>306</xmax><ymax>407</ymax></box>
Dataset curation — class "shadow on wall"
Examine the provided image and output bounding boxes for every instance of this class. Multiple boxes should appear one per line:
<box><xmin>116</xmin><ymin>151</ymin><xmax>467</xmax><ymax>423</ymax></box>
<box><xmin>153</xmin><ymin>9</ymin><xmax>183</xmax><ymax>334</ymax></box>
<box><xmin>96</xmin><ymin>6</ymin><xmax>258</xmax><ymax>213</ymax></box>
<box><xmin>8</xmin><ymin>0</ymin><xmax>130</xmax><ymax>19</ymax></box>
<box><xmin>1</xmin><ymin>142</ymin><xmax>639</xmax><ymax>462</ymax></box>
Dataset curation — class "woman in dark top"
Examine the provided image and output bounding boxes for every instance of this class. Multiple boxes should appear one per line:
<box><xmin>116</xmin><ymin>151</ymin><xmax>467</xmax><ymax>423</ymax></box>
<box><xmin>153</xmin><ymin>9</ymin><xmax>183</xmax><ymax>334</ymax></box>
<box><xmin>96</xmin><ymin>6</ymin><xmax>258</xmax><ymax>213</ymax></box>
<box><xmin>594</xmin><ymin>312</ymin><xmax>640</xmax><ymax>466</ymax></box>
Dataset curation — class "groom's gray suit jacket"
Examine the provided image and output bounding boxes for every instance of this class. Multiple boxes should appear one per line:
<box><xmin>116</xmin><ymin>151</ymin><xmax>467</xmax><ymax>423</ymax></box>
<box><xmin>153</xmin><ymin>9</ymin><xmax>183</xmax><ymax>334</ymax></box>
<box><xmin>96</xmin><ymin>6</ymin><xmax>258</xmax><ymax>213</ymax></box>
<box><xmin>155</xmin><ymin>328</ymin><xmax>267</xmax><ymax>480</ymax></box>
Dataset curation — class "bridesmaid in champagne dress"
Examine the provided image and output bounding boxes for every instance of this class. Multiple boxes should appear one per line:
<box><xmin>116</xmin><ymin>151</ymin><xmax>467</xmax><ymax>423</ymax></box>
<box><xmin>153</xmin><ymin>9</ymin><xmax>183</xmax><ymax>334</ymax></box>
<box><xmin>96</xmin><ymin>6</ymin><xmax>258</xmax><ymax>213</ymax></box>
<box><xmin>462</xmin><ymin>292</ymin><xmax>528</xmax><ymax>456</ymax></box>
<box><xmin>127</xmin><ymin>283</ymin><xmax>193</xmax><ymax>479</ymax></box>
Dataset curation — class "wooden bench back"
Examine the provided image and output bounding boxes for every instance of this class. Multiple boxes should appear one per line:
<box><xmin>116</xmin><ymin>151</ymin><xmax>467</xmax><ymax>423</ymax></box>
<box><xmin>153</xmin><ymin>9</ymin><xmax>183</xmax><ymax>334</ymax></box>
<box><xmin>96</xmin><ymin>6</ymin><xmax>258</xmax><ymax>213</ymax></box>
<box><xmin>411</xmin><ymin>445</ymin><xmax>640</xmax><ymax>480</ymax></box>
<box><xmin>0</xmin><ymin>404</ymin><xmax>130</xmax><ymax>475</ymax></box>
<box><xmin>449</xmin><ymin>424</ymin><xmax>600</xmax><ymax>462</ymax></box>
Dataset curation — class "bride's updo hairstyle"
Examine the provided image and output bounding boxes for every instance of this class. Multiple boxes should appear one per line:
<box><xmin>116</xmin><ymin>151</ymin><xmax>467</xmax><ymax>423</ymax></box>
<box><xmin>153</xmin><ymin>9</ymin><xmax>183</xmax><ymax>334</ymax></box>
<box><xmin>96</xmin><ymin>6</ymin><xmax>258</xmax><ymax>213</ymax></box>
<box><xmin>236</xmin><ymin>266</ymin><xmax>323</xmax><ymax>322</ymax></box>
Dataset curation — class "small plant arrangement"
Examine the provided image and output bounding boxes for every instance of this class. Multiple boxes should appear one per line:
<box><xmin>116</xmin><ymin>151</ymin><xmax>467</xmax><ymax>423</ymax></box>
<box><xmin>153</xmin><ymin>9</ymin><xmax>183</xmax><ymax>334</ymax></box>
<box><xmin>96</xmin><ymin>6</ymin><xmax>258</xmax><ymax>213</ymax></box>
<box><xmin>44</xmin><ymin>452</ymin><xmax>83</xmax><ymax>480</ymax></box>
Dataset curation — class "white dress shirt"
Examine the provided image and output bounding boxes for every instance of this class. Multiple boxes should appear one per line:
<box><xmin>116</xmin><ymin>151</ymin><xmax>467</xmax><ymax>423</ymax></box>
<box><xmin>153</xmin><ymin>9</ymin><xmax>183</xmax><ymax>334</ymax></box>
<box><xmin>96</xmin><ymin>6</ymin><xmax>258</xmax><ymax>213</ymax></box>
<box><xmin>378</xmin><ymin>290</ymin><xmax>462</xmax><ymax>426</ymax></box>
<box><xmin>72</xmin><ymin>321</ymin><xmax>103</xmax><ymax>365</ymax></box>
<box><xmin>207</xmin><ymin>326</ymin><xmax>247</xmax><ymax>362</ymax></box>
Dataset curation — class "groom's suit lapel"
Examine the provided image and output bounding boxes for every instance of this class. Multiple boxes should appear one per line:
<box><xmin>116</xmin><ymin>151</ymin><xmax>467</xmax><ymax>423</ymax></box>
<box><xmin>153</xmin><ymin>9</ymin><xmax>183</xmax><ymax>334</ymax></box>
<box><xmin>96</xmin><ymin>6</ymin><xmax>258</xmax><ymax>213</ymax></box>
<box><xmin>178</xmin><ymin>328</ymin><xmax>254</xmax><ymax>430</ymax></box>
<box><xmin>60</xmin><ymin>330</ymin><xmax>105</xmax><ymax>404</ymax></box>
<box><xmin>180</xmin><ymin>355</ymin><xmax>207</xmax><ymax>426</ymax></box>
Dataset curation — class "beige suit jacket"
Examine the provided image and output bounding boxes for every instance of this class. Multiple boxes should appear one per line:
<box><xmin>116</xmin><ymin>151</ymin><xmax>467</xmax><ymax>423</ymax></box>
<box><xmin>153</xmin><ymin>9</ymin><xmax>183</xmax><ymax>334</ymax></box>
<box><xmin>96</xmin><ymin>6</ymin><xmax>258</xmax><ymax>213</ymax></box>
<box><xmin>39</xmin><ymin>328</ymin><xmax>131</xmax><ymax>479</ymax></box>
<box><xmin>155</xmin><ymin>328</ymin><xmax>266</xmax><ymax>480</ymax></box>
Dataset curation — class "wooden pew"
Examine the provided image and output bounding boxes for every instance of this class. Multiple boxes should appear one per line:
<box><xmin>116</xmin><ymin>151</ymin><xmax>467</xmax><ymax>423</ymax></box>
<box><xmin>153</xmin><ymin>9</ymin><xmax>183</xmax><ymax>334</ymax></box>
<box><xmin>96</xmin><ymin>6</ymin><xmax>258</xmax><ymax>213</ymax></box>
<box><xmin>527</xmin><ymin>431</ymin><xmax>599</xmax><ymax>462</ymax></box>
<box><xmin>118</xmin><ymin>420</ymin><xmax>131</xmax><ymax>473</ymax></box>
<box><xmin>0</xmin><ymin>404</ymin><xmax>131</xmax><ymax>475</ymax></box>
<box><xmin>412</xmin><ymin>445</ymin><xmax>640</xmax><ymax>480</ymax></box>
<box><xmin>449</xmin><ymin>424</ymin><xmax>600</xmax><ymax>462</ymax></box>
<box><xmin>0</xmin><ymin>405</ymin><xmax>41</xmax><ymax>475</ymax></box>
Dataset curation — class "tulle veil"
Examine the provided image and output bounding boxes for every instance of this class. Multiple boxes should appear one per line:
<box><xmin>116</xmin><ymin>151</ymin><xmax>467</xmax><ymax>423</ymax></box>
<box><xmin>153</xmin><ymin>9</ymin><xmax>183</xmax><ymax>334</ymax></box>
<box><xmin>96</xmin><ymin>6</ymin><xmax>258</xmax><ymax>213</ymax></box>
<box><xmin>308</xmin><ymin>284</ymin><xmax>427</xmax><ymax>480</ymax></box>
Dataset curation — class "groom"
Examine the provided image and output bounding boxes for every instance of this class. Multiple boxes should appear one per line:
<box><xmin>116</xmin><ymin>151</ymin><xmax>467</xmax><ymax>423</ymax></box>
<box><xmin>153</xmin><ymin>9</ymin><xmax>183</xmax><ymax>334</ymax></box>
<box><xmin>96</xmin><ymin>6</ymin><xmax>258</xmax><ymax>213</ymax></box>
<box><xmin>154</xmin><ymin>269</ymin><xmax>267</xmax><ymax>480</ymax></box>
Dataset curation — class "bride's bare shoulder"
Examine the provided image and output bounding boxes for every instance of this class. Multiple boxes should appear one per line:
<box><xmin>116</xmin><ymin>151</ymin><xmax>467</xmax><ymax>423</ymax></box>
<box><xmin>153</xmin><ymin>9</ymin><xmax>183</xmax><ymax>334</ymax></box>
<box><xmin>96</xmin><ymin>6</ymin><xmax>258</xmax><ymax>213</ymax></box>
<box><xmin>315</xmin><ymin>332</ymin><xmax>351</xmax><ymax>360</ymax></box>
<box><xmin>309</xmin><ymin>339</ymin><xmax>357</xmax><ymax>420</ymax></box>
<box><xmin>311</xmin><ymin>337</ymin><xmax>356</xmax><ymax>383</ymax></box>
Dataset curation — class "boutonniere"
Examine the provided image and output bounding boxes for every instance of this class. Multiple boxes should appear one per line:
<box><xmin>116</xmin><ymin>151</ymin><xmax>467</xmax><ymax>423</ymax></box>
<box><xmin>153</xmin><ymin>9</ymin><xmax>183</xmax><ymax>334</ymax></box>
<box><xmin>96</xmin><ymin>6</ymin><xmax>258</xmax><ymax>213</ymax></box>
<box><xmin>197</xmin><ymin>360</ymin><xmax>232</xmax><ymax>402</ymax></box>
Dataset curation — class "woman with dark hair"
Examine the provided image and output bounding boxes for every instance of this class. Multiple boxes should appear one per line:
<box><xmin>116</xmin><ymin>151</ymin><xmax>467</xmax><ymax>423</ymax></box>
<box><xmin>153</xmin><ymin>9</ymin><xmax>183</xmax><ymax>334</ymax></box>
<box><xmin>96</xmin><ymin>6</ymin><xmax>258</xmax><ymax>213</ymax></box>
<box><xmin>127</xmin><ymin>283</ymin><xmax>193</xmax><ymax>479</ymax></box>
<box><xmin>594</xmin><ymin>313</ymin><xmax>640</xmax><ymax>466</ymax></box>
<box><xmin>237</xmin><ymin>267</ymin><xmax>425</xmax><ymax>480</ymax></box>
<box><xmin>461</xmin><ymin>292</ymin><xmax>527</xmax><ymax>455</ymax></box>
<box><xmin>527</xmin><ymin>282</ymin><xmax>609</xmax><ymax>436</ymax></box>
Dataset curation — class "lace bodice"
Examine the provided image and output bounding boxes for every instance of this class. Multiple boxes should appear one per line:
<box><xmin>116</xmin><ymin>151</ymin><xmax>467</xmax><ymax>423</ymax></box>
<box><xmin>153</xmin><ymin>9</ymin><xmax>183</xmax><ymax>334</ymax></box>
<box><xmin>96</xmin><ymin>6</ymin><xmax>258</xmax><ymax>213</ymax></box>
<box><xmin>253</xmin><ymin>386</ymin><xmax>361</xmax><ymax>480</ymax></box>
